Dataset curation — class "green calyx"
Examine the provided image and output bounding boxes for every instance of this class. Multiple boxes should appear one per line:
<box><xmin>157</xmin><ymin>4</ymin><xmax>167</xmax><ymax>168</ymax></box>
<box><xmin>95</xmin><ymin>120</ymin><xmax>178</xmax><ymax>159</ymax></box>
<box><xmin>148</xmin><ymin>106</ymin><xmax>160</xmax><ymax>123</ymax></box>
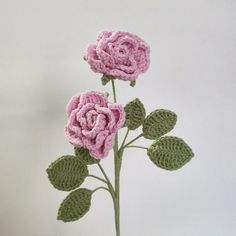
<box><xmin>74</xmin><ymin>146</ymin><xmax>99</xmax><ymax>165</ymax></box>
<box><xmin>130</xmin><ymin>80</ymin><xmax>136</xmax><ymax>87</ymax></box>
<box><xmin>147</xmin><ymin>136</ymin><xmax>194</xmax><ymax>170</ymax></box>
<box><xmin>101</xmin><ymin>74</ymin><xmax>115</xmax><ymax>85</ymax></box>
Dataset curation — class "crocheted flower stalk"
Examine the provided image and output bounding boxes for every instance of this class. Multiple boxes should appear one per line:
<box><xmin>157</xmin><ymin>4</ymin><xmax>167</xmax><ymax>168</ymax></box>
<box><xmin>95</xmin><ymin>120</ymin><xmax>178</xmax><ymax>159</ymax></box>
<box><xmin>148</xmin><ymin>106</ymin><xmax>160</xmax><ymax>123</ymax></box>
<box><xmin>86</xmin><ymin>31</ymin><xmax>150</xmax><ymax>81</ymax></box>
<box><xmin>46</xmin><ymin>31</ymin><xmax>194</xmax><ymax>236</ymax></box>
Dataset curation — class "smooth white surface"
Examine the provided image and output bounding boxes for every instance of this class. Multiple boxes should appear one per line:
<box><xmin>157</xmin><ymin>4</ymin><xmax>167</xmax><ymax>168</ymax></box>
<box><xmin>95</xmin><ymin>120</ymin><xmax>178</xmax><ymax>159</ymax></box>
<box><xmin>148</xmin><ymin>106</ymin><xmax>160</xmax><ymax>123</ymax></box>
<box><xmin>0</xmin><ymin>0</ymin><xmax>236</xmax><ymax>235</ymax></box>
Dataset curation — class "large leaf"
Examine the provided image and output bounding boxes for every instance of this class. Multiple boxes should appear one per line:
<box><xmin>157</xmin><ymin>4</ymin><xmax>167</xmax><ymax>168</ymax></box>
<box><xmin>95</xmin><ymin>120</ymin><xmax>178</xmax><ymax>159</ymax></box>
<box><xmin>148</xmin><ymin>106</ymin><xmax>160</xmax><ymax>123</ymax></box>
<box><xmin>74</xmin><ymin>147</ymin><xmax>99</xmax><ymax>165</ymax></box>
<box><xmin>47</xmin><ymin>155</ymin><xmax>88</xmax><ymax>191</ymax></box>
<box><xmin>147</xmin><ymin>136</ymin><xmax>194</xmax><ymax>170</ymax></box>
<box><xmin>57</xmin><ymin>188</ymin><xmax>92</xmax><ymax>222</ymax></box>
<box><xmin>124</xmin><ymin>98</ymin><xmax>146</xmax><ymax>130</ymax></box>
<box><xmin>143</xmin><ymin>109</ymin><xmax>177</xmax><ymax>139</ymax></box>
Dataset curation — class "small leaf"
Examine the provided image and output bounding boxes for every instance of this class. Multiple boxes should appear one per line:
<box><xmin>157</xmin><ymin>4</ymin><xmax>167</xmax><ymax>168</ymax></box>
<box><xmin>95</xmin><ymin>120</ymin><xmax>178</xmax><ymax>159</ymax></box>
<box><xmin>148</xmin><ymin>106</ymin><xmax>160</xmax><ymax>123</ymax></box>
<box><xmin>130</xmin><ymin>80</ymin><xmax>136</xmax><ymax>87</ymax></box>
<box><xmin>47</xmin><ymin>155</ymin><xmax>88</xmax><ymax>191</ymax></box>
<box><xmin>124</xmin><ymin>98</ymin><xmax>146</xmax><ymax>130</ymax></box>
<box><xmin>143</xmin><ymin>109</ymin><xmax>177</xmax><ymax>139</ymax></box>
<box><xmin>101</xmin><ymin>74</ymin><xmax>114</xmax><ymax>85</ymax></box>
<box><xmin>58</xmin><ymin>188</ymin><xmax>92</xmax><ymax>222</ymax></box>
<box><xmin>147</xmin><ymin>136</ymin><xmax>194</xmax><ymax>170</ymax></box>
<box><xmin>74</xmin><ymin>147</ymin><xmax>99</xmax><ymax>165</ymax></box>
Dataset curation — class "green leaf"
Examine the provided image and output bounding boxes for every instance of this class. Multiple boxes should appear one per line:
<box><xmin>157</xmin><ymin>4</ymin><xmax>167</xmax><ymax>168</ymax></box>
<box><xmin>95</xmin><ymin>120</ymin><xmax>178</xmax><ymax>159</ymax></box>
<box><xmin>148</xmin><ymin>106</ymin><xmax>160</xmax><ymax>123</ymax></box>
<box><xmin>74</xmin><ymin>147</ymin><xmax>99</xmax><ymax>165</ymax></box>
<box><xmin>46</xmin><ymin>155</ymin><xmax>88</xmax><ymax>191</ymax></box>
<box><xmin>57</xmin><ymin>188</ymin><xmax>92</xmax><ymax>222</ymax></box>
<box><xmin>101</xmin><ymin>74</ymin><xmax>114</xmax><ymax>85</ymax></box>
<box><xmin>124</xmin><ymin>98</ymin><xmax>146</xmax><ymax>130</ymax></box>
<box><xmin>147</xmin><ymin>136</ymin><xmax>194</xmax><ymax>170</ymax></box>
<box><xmin>143</xmin><ymin>109</ymin><xmax>177</xmax><ymax>139</ymax></box>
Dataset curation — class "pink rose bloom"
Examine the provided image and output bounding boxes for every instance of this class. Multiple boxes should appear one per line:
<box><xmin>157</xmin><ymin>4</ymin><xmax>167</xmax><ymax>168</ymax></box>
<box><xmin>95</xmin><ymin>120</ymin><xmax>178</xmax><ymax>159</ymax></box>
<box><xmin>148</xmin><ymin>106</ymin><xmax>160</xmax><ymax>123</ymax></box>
<box><xmin>65</xmin><ymin>91</ymin><xmax>125</xmax><ymax>159</ymax></box>
<box><xmin>86</xmin><ymin>30</ymin><xmax>150</xmax><ymax>81</ymax></box>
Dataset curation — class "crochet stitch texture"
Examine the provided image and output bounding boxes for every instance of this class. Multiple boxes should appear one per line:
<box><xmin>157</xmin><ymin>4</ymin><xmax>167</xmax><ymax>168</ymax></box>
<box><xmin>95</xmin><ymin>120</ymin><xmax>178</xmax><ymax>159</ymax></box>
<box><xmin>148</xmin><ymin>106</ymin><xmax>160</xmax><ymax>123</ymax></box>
<box><xmin>57</xmin><ymin>188</ymin><xmax>92</xmax><ymax>222</ymax></box>
<box><xmin>86</xmin><ymin>31</ymin><xmax>150</xmax><ymax>81</ymax></box>
<box><xmin>47</xmin><ymin>30</ymin><xmax>194</xmax><ymax>236</ymax></box>
<box><xmin>47</xmin><ymin>155</ymin><xmax>88</xmax><ymax>191</ymax></box>
<box><xmin>147</xmin><ymin>136</ymin><xmax>194</xmax><ymax>170</ymax></box>
<box><xmin>65</xmin><ymin>91</ymin><xmax>125</xmax><ymax>159</ymax></box>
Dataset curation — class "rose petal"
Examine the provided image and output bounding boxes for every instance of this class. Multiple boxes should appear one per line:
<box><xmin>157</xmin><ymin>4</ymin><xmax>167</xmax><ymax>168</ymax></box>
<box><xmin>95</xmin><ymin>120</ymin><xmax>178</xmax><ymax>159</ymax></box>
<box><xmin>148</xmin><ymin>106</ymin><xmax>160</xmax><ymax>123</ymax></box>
<box><xmin>86</xmin><ymin>30</ymin><xmax>150</xmax><ymax>81</ymax></box>
<box><xmin>97</xmin><ymin>48</ymin><xmax>115</xmax><ymax>68</ymax></box>
<box><xmin>95</xmin><ymin>105</ymin><xmax>116</xmax><ymax>132</ymax></box>
<box><xmin>108</xmin><ymin>104</ymin><xmax>126</xmax><ymax>131</ymax></box>
<box><xmin>66</xmin><ymin>109</ymin><xmax>82</xmax><ymax>135</ymax></box>
<box><xmin>86</xmin><ymin>110</ymin><xmax>98</xmax><ymax>129</ymax></box>
<box><xmin>65</xmin><ymin>111</ymin><xmax>83</xmax><ymax>147</ymax></box>
<box><xmin>76</xmin><ymin>103</ymin><xmax>95</xmax><ymax>129</ymax></box>
<box><xmin>87</xmin><ymin>44</ymin><xmax>99</xmax><ymax>60</ymax></box>
<box><xmin>97</xmin><ymin>31</ymin><xmax>113</xmax><ymax>42</ymax></box>
<box><xmin>94</xmin><ymin>130</ymin><xmax>109</xmax><ymax>149</ymax></box>
<box><xmin>134</xmin><ymin>45</ymin><xmax>150</xmax><ymax>73</ymax></box>
<box><xmin>89</xmin><ymin>133</ymin><xmax>116</xmax><ymax>159</ymax></box>
<box><xmin>82</xmin><ymin>114</ymin><xmax>107</xmax><ymax>139</ymax></box>
<box><xmin>80</xmin><ymin>91</ymin><xmax>108</xmax><ymax>107</ymax></box>
<box><xmin>87</xmin><ymin>45</ymin><xmax>106</xmax><ymax>72</ymax></box>
<box><xmin>66</xmin><ymin>95</ymin><xmax>80</xmax><ymax>116</ymax></box>
<box><xmin>109</xmin><ymin>69</ymin><xmax>138</xmax><ymax>81</ymax></box>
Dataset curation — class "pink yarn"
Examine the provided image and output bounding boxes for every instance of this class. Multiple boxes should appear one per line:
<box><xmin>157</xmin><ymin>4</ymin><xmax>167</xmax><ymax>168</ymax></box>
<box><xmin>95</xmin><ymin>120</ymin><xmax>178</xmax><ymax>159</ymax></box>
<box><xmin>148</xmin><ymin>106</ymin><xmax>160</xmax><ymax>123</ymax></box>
<box><xmin>86</xmin><ymin>30</ymin><xmax>150</xmax><ymax>81</ymax></box>
<box><xmin>65</xmin><ymin>91</ymin><xmax>125</xmax><ymax>159</ymax></box>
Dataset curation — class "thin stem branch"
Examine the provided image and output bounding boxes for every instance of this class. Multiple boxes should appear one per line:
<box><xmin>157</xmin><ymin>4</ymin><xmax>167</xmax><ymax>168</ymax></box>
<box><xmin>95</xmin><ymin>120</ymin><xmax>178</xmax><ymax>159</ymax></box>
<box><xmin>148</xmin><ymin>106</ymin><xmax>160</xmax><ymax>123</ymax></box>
<box><xmin>111</xmin><ymin>77</ymin><xmax>121</xmax><ymax>236</ymax></box>
<box><xmin>123</xmin><ymin>133</ymin><xmax>143</xmax><ymax>148</ymax></box>
<box><xmin>111</xmin><ymin>79</ymin><xmax>117</xmax><ymax>103</ymax></box>
<box><xmin>119</xmin><ymin>128</ymin><xmax>130</xmax><ymax>151</ymax></box>
<box><xmin>87</xmin><ymin>174</ymin><xmax>108</xmax><ymax>184</ymax></box>
<box><xmin>97</xmin><ymin>163</ymin><xmax>115</xmax><ymax>196</ymax></box>
<box><xmin>124</xmin><ymin>145</ymin><xmax>148</xmax><ymax>150</ymax></box>
<box><xmin>92</xmin><ymin>186</ymin><xmax>110</xmax><ymax>194</ymax></box>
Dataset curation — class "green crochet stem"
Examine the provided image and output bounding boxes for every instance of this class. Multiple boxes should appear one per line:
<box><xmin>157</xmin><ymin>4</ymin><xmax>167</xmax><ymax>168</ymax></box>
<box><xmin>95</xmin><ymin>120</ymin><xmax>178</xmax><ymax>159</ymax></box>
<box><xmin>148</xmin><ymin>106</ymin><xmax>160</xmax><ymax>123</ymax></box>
<box><xmin>120</xmin><ymin>128</ymin><xmax>130</xmax><ymax>150</ymax></box>
<box><xmin>124</xmin><ymin>145</ymin><xmax>148</xmax><ymax>150</ymax></box>
<box><xmin>92</xmin><ymin>186</ymin><xmax>110</xmax><ymax>194</ymax></box>
<box><xmin>123</xmin><ymin>133</ymin><xmax>143</xmax><ymax>148</ymax></box>
<box><xmin>87</xmin><ymin>174</ymin><xmax>108</xmax><ymax>184</ymax></box>
<box><xmin>112</xmin><ymin>79</ymin><xmax>121</xmax><ymax>236</ymax></box>
<box><xmin>98</xmin><ymin>80</ymin><xmax>146</xmax><ymax>236</ymax></box>
<box><xmin>97</xmin><ymin>163</ymin><xmax>115</xmax><ymax>196</ymax></box>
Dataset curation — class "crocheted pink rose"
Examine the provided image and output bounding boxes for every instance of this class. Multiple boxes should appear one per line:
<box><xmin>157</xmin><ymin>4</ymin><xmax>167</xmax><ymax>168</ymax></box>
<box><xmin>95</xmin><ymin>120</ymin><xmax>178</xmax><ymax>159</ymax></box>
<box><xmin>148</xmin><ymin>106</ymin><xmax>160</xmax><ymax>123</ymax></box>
<box><xmin>65</xmin><ymin>91</ymin><xmax>125</xmax><ymax>159</ymax></box>
<box><xmin>86</xmin><ymin>31</ymin><xmax>150</xmax><ymax>81</ymax></box>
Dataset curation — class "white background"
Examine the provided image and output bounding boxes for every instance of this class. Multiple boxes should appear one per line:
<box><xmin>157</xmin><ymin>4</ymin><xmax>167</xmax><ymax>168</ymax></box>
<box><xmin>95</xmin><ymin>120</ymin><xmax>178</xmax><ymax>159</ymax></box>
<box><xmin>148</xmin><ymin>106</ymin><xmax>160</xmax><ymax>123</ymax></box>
<box><xmin>0</xmin><ymin>0</ymin><xmax>236</xmax><ymax>235</ymax></box>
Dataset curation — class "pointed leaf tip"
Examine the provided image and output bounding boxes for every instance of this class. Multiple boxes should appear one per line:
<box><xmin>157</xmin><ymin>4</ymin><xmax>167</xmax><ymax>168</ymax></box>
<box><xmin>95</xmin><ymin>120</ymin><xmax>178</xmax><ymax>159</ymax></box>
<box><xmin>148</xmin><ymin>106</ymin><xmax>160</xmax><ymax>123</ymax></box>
<box><xmin>57</xmin><ymin>188</ymin><xmax>92</xmax><ymax>222</ymax></box>
<box><xmin>47</xmin><ymin>155</ymin><xmax>88</xmax><ymax>191</ymax></box>
<box><xmin>147</xmin><ymin>136</ymin><xmax>194</xmax><ymax>171</ymax></box>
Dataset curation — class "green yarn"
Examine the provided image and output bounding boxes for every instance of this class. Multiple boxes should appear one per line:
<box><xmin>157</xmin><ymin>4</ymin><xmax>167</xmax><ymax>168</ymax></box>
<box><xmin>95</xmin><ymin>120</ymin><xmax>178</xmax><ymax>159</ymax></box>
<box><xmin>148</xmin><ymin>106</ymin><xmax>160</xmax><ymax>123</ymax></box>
<box><xmin>147</xmin><ymin>136</ymin><xmax>194</xmax><ymax>170</ymax></box>
<box><xmin>74</xmin><ymin>147</ymin><xmax>99</xmax><ymax>165</ymax></box>
<box><xmin>47</xmin><ymin>155</ymin><xmax>88</xmax><ymax>191</ymax></box>
<box><xmin>143</xmin><ymin>109</ymin><xmax>177</xmax><ymax>139</ymax></box>
<box><xmin>58</xmin><ymin>188</ymin><xmax>92</xmax><ymax>222</ymax></box>
<box><xmin>101</xmin><ymin>74</ymin><xmax>114</xmax><ymax>85</ymax></box>
<box><xmin>124</xmin><ymin>98</ymin><xmax>146</xmax><ymax>130</ymax></box>
<box><xmin>130</xmin><ymin>80</ymin><xmax>136</xmax><ymax>87</ymax></box>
